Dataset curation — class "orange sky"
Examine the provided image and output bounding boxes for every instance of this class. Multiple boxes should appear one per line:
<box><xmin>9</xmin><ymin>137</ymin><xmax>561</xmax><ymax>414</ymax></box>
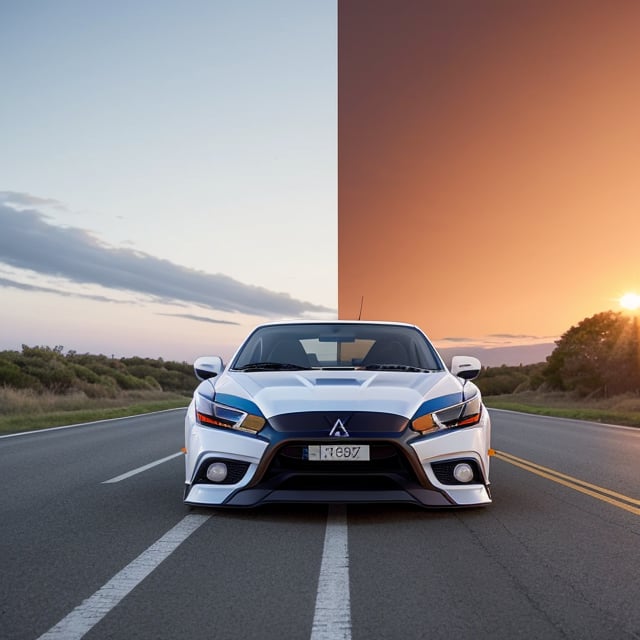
<box><xmin>338</xmin><ymin>0</ymin><xmax>640</xmax><ymax>349</ymax></box>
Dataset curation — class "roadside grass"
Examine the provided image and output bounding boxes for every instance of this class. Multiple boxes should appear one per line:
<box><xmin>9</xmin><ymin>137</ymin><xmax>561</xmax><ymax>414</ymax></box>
<box><xmin>0</xmin><ymin>387</ymin><xmax>190</xmax><ymax>434</ymax></box>
<box><xmin>484</xmin><ymin>391</ymin><xmax>640</xmax><ymax>428</ymax></box>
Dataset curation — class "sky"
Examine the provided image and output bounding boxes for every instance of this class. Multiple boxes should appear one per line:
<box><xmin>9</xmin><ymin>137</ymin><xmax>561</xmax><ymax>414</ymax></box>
<box><xmin>338</xmin><ymin>0</ymin><xmax>640</xmax><ymax>364</ymax></box>
<box><xmin>0</xmin><ymin>0</ymin><xmax>337</xmax><ymax>362</ymax></box>
<box><xmin>3</xmin><ymin>1</ymin><xmax>640</xmax><ymax>368</ymax></box>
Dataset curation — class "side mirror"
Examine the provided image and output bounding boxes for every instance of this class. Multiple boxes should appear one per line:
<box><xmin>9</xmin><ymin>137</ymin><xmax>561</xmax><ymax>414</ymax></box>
<box><xmin>451</xmin><ymin>355</ymin><xmax>481</xmax><ymax>380</ymax></box>
<box><xmin>194</xmin><ymin>356</ymin><xmax>224</xmax><ymax>381</ymax></box>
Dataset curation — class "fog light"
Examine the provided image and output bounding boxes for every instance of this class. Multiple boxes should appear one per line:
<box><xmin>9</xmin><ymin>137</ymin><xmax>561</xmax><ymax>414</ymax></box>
<box><xmin>453</xmin><ymin>462</ymin><xmax>474</xmax><ymax>483</ymax></box>
<box><xmin>206</xmin><ymin>462</ymin><xmax>228</xmax><ymax>483</ymax></box>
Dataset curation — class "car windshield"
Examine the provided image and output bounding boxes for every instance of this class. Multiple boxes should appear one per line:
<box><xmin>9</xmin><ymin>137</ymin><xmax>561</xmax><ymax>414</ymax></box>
<box><xmin>231</xmin><ymin>323</ymin><xmax>444</xmax><ymax>371</ymax></box>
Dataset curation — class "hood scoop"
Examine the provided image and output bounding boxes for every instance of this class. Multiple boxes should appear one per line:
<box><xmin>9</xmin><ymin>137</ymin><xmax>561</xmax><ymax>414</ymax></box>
<box><xmin>314</xmin><ymin>378</ymin><xmax>363</xmax><ymax>386</ymax></box>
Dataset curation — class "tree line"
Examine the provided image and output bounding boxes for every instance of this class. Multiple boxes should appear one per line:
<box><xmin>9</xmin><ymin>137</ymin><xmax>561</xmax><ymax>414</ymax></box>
<box><xmin>476</xmin><ymin>311</ymin><xmax>640</xmax><ymax>397</ymax></box>
<box><xmin>2</xmin><ymin>310</ymin><xmax>638</xmax><ymax>399</ymax></box>
<box><xmin>0</xmin><ymin>345</ymin><xmax>196</xmax><ymax>397</ymax></box>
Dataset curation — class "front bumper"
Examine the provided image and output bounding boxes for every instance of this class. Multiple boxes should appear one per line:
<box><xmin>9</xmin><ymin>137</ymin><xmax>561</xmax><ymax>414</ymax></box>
<box><xmin>184</xmin><ymin>411</ymin><xmax>492</xmax><ymax>508</ymax></box>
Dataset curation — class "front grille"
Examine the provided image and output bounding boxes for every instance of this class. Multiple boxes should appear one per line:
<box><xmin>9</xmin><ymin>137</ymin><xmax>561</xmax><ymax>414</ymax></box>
<box><xmin>194</xmin><ymin>458</ymin><xmax>250</xmax><ymax>485</ymax></box>
<box><xmin>431</xmin><ymin>459</ymin><xmax>482</xmax><ymax>485</ymax></box>
<box><xmin>260</xmin><ymin>442</ymin><xmax>420</xmax><ymax>492</ymax></box>
<box><xmin>274</xmin><ymin>443</ymin><xmax>407</xmax><ymax>474</ymax></box>
<box><xmin>269</xmin><ymin>411</ymin><xmax>409</xmax><ymax>434</ymax></box>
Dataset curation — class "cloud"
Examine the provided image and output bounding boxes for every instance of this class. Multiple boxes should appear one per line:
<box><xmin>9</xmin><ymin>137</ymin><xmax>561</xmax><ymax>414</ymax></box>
<box><xmin>442</xmin><ymin>334</ymin><xmax>555</xmax><ymax>343</ymax></box>
<box><xmin>0</xmin><ymin>276</ymin><xmax>128</xmax><ymax>304</ymax></box>
<box><xmin>0</xmin><ymin>196</ymin><xmax>334</xmax><ymax>318</ymax></box>
<box><xmin>486</xmin><ymin>333</ymin><xmax>553</xmax><ymax>340</ymax></box>
<box><xmin>437</xmin><ymin>333</ymin><xmax>557</xmax><ymax>348</ymax></box>
<box><xmin>0</xmin><ymin>191</ymin><xmax>66</xmax><ymax>211</ymax></box>
<box><xmin>156</xmin><ymin>313</ymin><xmax>240</xmax><ymax>326</ymax></box>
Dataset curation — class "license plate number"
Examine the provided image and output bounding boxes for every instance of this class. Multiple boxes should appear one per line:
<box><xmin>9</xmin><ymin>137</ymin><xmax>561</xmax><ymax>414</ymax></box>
<box><xmin>307</xmin><ymin>445</ymin><xmax>370</xmax><ymax>461</ymax></box>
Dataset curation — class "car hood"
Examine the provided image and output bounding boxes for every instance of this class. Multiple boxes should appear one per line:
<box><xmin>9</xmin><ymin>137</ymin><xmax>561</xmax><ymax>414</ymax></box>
<box><xmin>211</xmin><ymin>370</ymin><xmax>464</xmax><ymax>419</ymax></box>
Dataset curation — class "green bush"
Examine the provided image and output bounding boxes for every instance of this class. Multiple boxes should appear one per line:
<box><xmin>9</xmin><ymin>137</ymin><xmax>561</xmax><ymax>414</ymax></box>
<box><xmin>0</xmin><ymin>345</ymin><xmax>196</xmax><ymax>397</ymax></box>
<box><xmin>0</xmin><ymin>358</ymin><xmax>41</xmax><ymax>389</ymax></box>
<box><xmin>476</xmin><ymin>363</ymin><xmax>545</xmax><ymax>396</ymax></box>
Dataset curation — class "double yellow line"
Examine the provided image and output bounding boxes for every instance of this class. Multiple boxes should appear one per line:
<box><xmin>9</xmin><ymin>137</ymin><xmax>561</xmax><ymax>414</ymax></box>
<box><xmin>493</xmin><ymin>450</ymin><xmax>640</xmax><ymax>516</ymax></box>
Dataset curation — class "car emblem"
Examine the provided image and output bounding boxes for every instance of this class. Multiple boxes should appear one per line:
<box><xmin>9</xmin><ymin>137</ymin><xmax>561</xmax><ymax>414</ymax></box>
<box><xmin>329</xmin><ymin>419</ymin><xmax>349</xmax><ymax>437</ymax></box>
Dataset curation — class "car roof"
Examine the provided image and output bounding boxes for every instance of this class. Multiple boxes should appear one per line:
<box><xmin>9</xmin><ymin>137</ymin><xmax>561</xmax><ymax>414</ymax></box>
<box><xmin>253</xmin><ymin>319</ymin><xmax>421</xmax><ymax>329</ymax></box>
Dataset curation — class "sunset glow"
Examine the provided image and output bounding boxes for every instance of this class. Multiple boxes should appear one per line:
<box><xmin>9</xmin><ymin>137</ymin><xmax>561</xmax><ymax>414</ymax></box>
<box><xmin>338</xmin><ymin>0</ymin><xmax>640</xmax><ymax>364</ymax></box>
<box><xmin>619</xmin><ymin>293</ymin><xmax>640</xmax><ymax>311</ymax></box>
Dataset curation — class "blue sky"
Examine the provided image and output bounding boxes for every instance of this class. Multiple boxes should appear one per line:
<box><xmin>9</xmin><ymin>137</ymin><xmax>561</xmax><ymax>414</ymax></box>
<box><xmin>0</xmin><ymin>1</ymin><xmax>337</xmax><ymax>361</ymax></box>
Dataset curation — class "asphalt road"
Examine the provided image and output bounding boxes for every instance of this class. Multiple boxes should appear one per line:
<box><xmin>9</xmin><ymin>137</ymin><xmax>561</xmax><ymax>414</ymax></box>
<box><xmin>1</xmin><ymin>408</ymin><xmax>639</xmax><ymax>640</ymax></box>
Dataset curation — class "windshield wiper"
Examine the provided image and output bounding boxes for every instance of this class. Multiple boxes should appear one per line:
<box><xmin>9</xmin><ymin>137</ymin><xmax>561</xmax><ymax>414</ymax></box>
<box><xmin>235</xmin><ymin>362</ymin><xmax>310</xmax><ymax>372</ymax></box>
<box><xmin>361</xmin><ymin>364</ymin><xmax>435</xmax><ymax>373</ymax></box>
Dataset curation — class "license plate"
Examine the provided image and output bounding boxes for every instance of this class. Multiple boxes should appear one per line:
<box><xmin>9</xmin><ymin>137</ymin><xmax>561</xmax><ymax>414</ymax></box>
<box><xmin>307</xmin><ymin>444</ymin><xmax>370</xmax><ymax>461</ymax></box>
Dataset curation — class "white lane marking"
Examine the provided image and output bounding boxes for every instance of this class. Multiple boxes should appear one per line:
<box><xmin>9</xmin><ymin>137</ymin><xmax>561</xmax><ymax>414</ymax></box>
<box><xmin>0</xmin><ymin>408</ymin><xmax>187</xmax><ymax>440</ymax></box>
<box><xmin>102</xmin><ymin>452</ymin><xmax>183</xmax><ymax>483</ymax></box>
<box><xmin>37</xmin><ymin>513</ymin><xmax>210</xmax><ymax>640</ymax></box>
<box><xmin>311</xmin><ymin>505</ymin><xmax>351</xmax><ymax>640</ymax></box>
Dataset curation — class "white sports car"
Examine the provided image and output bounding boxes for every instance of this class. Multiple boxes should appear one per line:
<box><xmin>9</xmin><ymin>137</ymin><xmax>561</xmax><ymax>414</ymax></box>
<box><xmin>184</xmin><ymin>321</ymin><xmax>492</xmax><ymax>508</ymax></box>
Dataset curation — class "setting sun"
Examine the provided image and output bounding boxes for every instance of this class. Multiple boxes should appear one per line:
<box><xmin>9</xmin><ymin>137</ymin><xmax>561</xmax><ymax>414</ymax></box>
<box><xmin>619</xmin><ymin>293</ymin><xmax>640</xmax><ymax>310</ymax></box>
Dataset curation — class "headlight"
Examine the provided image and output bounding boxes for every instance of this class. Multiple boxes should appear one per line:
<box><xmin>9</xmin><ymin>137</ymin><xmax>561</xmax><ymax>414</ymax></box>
<box><xmin>195</xmin><ymin>394</ymin><xmax>265</xmax><ymax>434</ymax></box>
<box><xmin>411</xmin><ymin>394</ymin><xmax>482</xmax><ymax>435</ymax></box>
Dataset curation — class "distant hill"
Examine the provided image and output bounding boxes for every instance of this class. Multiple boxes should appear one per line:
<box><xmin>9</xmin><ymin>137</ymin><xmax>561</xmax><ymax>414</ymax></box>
<box><xmin>438</xmin><ymin>342</ymin><xmax>555</xmax><ymax>368</ymax></box>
